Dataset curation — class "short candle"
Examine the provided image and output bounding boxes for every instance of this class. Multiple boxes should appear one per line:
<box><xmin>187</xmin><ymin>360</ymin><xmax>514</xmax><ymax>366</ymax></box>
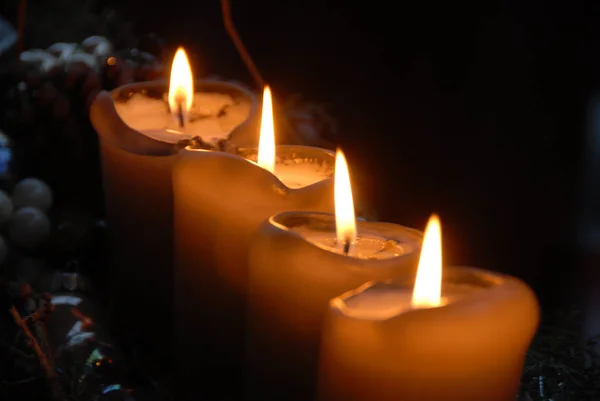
<box><xmin>316</xmin><ymin>215</ymin><xmax>540</xmax><ymax>401</ymax></box>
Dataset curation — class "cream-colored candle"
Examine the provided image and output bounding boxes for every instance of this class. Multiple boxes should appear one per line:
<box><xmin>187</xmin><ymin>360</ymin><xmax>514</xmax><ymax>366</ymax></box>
<box><xmin>89</xmin><ymin>48</ymin><xmax>258</xmax><ymax>362</ymax></box>
<box><xmin>244</xmin><ymin>151</ymin><xmax>423</xmax><ymax>401</ymax></box>
<box><xmin>173</xmin><ymin>87</ymin><xmax>334</xmax><ymax>399</ymax></box>
<box><xmin>317</xmin><ymin>215</ymin><xmax>540</xmax><ymax>401</ymax></box>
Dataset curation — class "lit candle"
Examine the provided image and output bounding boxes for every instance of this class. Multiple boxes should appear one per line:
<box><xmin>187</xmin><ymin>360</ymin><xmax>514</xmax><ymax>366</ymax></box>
<box><xmin>243</xmin><ymin>150</ymin><xmax>423</xmax><ymax>401</ymax></box>
<box><xmin>89</xmin><ymin>47</ymin><xmax>258</xmax><ymax>362</ymax></box>
<box><xmin>173</xmin><ymin>86</ymin><xmax>335</xmax><ymax>399</ymax></box>
<box><xmin>113</xmin><ymin>48</ymin><xmax>255</xmax><ymax>147</ymax></box>
<box><xmin>317</xmin><ymin>215</ymin><xmax>539</xmax><ymax>401</ymax></box>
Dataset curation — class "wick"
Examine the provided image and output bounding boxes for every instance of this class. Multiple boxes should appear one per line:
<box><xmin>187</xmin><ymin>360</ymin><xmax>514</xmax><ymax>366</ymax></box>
<box><xmin>177</xmin><ymin>101</ymin><xmax>185</xmax><ymax>128</ymax></box>
<box><xmin>343</xmin><ymin>239</ymin><xmax>351</xmax><ymax>255</ymax></box>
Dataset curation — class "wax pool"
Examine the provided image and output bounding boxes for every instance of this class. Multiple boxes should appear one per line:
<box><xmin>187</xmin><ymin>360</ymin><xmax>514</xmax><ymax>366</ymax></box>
<box><xmin>317</xmin><ymin>268</ymin><xmax>540</xmax><ymax>401</ymax></box>
<box><xmin>114</xmin><ymin>91</ymin><xmax>252</xmax><ymax>146</ymax></box>
<box><xmin>337</xmin><ymin>281</ymin><xmax>479</xmax><ymax>319</ymax></box>
<box><xmin>296</xmin><ymin>231</ymin><xmax>407</xmax><ymax>259</ymax></box>
<box><xmin>238</xmin><ymin>147</ymin><xmax>334</xmax><ymax>189</ymax></box>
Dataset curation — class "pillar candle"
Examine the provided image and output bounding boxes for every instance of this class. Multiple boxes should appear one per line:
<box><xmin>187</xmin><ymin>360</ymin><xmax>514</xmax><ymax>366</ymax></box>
<box><xmin>172</xmin><ymin>144</ymin><xmax>335</xmax><ymax>400</ymax></box>
<box><xmin>245</xmin><ymin>211</ymin><xmax>423</xmax><ymax>401</ymax></box>
<box><xmin>317</xmin><ymin>216</ymin><xmax>539</xmax><ymax>401</ymax></box>
<box><xmin>89</xmin><ymin>78</ymin><xmax>258</xmax><ymax>364</ymax></box>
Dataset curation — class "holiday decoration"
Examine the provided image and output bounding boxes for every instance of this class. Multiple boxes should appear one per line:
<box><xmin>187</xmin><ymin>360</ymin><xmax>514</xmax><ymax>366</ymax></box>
<box><xmin>2</xmin><ymin>32</ymin><xmax>168</xmax><ymax>216</ymax></box>
<box><xmin>1</xmin><ymin>273</ymin><xmax>159</xmax><ymax>401</ymax></box>
<box><xmin>12</xmin><ymin>177</ymin><xmax>53</xmax><ymax>212</ymax></box>
<box><xmin>8</xmin><ymin>206</ymin><xmax>51</xmax><ymax>249</ymax></box>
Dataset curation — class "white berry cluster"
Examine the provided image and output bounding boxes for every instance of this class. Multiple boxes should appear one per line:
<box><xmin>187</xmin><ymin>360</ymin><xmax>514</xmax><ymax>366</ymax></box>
<box><xmin>19</xmin><ymin>35</ymin><xmax>113</xmax><ymax>74</ymax></box>
<box><xmin>0</xmin><ymin>178</ymin><xmax>53</xmax><ymax>265</ymax></box>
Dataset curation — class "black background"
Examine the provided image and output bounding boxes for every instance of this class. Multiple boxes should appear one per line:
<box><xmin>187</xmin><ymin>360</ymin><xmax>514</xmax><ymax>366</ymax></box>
<box><xmin>9</xmin><ymin>0</ymin><xmax>600</xmax><ymax>308</ymax></box>
<box><xmin>115</xmin><ymin>0</ymin><xmax>600</xmax><ymax>302</ymax></box>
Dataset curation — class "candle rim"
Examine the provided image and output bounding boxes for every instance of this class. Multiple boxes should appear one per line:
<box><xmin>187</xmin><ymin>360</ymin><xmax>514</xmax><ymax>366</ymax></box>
<box><xmin>110</xmin><ymin>78</ymin><xmax>257</xmax><ymax>102</ymax></box>
<box><xmin>92</xmin><ymin>78</ymin><xmax>259</xmax><ymax>156</ymax></box>
<box><xmin>239</xmin><ymin>144</ymin><xmax>335</xmax><ymax>190</ymax></box>
<box><xmin>268</xmin><ymin>210</ymin><xmax>423</xmax><ymax>262</ymax></box>
<box><xmin>330</xmin><ymin>266</ymin><xmax>535</xmax><ymax>321</ymax></box>
<box><xmin>177</xmin><ymin>146</ymin><xmax>335</xmax><ymax>192</ymax></box>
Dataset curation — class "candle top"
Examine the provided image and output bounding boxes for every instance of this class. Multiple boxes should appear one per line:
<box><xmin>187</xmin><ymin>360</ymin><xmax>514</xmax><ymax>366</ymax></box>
<box><xmin>273</xmin><ymin>212</ymin><xmax>421</xmax><ymax>260</ymax></box>
<box><xmin>273</xmin><ymin>158</ymin><xmax>333</xmax><ymax>189</ymax></box>
<box><xmin>334</xmin><ymin>281</ymin><xmax>486</xmax><ymax>320</ymax></box>
<box><xmin>240</xmin><ymin>146</ymin><xmax>334</xmax><ymax>189</ymax></box>
<box><xmin>114</xmin><ymin>92</ymin><xmax>251</xmax><ymax>146</ymax></box>
<box><xmin>301</xmin><ymin>232</ymin><xmax>409</xmax><ymax>259</ymax></box>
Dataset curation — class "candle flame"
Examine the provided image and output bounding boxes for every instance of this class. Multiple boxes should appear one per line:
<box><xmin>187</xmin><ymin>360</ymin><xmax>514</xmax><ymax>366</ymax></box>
<box><xmin>334</xmin><ymin>149</ymin><xmax>357</xmax><ymax>252</ymax></box>
<box><xmin>168</xmin><ymin>47</ymin><xmax>194</xmax><ymax>122</ymax></box>
<box><xmin>257</xmin><ymin>86</ymin><xmax>276</xmax><ymax>173</ymax></box>
<box><xmin>411</xmin><ymin>214</ymin><xmax>443</xmax><ymax>308</ymax></box>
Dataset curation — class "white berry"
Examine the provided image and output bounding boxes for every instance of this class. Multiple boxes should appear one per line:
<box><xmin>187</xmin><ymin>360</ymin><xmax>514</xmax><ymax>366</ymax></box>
<box><xmin>9</xmin><ymin>207</ymin><xmax>51</xmax><ymax>249</ymax></box>
<box><xmin>12</xmin><ymin>178</ymin><xmax>53</xmax><ymax>212</ymax></box>
<box><xmin>47</xmin><ymin>42</ymin><xmax>77</xmax><ymax>60</ymax></box>
<box><xmin>82</xmin><ymin>36</ymin><xmax>113</xmax><ymax>58</ymax></box>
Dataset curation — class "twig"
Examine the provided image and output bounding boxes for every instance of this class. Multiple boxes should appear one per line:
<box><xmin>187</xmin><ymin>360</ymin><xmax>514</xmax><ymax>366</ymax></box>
<box><xmin>9</xmin><ymin>306</ymin><xmax>65</xmax><ymax>401</ymax></box>
<box><xmin>220</xmin><ymin>0</ymin><xmax>265</xmax><ymax>89</ymax></box>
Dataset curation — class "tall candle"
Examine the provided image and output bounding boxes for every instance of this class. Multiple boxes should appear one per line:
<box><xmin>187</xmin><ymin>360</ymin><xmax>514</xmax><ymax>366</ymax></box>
<box><xmin>173</xmin><ymin>147</ymin><xmax>334</xmax><ymax>400</ymax></box>
<box><xmin>89</xmin><ymin>49</ymin><xmax>258</xmax><ymax>364</ymax></box>
<box><xmin>317</xmin><ymin>216</ymin><xmax>539</xmax><ymax>401</ymax></box>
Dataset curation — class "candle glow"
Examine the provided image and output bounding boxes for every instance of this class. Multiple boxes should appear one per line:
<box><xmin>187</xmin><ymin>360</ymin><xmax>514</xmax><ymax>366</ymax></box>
<box><xmin>257</xmin><ymin>86</ymin><xmax>276</xmax><ymax>173</ymax></box>
<box><xmin>334</xmin><ymin>149</ymin><xmax>357</xmax><ymax>252</ymax></box>
<box><xmin>411</xmin><ymin>214</ymin><xmax>442</xmax><ymax>308</ymax></box>
<box><xmin>168</xmin><ymin>47</ymin><xmax>194</xmax><ymax>124</ymax></box>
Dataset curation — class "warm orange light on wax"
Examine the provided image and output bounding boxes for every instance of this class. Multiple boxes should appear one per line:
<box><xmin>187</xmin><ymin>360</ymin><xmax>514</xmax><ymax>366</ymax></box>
<box><xmin>168</xmin><ymin>47</ymin><xmax>194</xmax><ymax>118</ymax></box>
<box><xmin>334</xmin><ymin>149</ymin><xmax>357</xmax><ymax>250</ymax></box>
<box><xmin>411</xmin><ymin>214</ymin><xmax>443</xmax><ymax>308</ymax></box>
<box><xmin>257</xmin><ymin>86</ymin><xmax>276</xmax><ymax>173</ymax></box>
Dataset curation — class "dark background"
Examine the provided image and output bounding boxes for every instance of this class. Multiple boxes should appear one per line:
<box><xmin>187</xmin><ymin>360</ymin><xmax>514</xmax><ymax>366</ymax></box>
<box><xmin>113</xmin><ymin>0</ymin><xmax>598</xmax><ymax>305</ymax></box>
<box><xmin>4</xmin><ymin>0</ymin><xmax>600</xmax><ymax>318</ymax></box>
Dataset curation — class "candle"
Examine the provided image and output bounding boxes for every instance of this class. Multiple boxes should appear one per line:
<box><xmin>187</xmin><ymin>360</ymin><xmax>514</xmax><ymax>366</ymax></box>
<box><xmin>244</xmin><ymin>150</ymin><xmax>423</xmax><ymax>401</ymax></box>
<box><xmin>89</xmin><ymin>47</ymin><xmax>259</xmax><ymax>364</ymax></box>
<box><xmin>317</xmin><ymin>215</ymin><xmax>539</xmax><ymax>401</ymax></box>
<box><xmin>172</xmin><ymin>86</ymin><xmax>334</xmax><ymax>399</ymax></box>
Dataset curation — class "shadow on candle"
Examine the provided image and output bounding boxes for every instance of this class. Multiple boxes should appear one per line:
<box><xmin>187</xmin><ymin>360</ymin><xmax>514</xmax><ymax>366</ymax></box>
<box><xmin>245</xmin><ymin>211</ymin><xmax>423</xmax><ymax>401</ymax></box>
<box><xmin>317</xmin><ymin>267</ymin><xmax>539</xmax><ymax>401</ymax></box>
<box><xmin>90</xmin><ymin>79</ymin><xmax>258</xmax><ymax>369</ymax></box>
<box><xmin>173</xmin><ymin>146</ymin><xmax>334</xmax><ymax>400</ymax></box>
